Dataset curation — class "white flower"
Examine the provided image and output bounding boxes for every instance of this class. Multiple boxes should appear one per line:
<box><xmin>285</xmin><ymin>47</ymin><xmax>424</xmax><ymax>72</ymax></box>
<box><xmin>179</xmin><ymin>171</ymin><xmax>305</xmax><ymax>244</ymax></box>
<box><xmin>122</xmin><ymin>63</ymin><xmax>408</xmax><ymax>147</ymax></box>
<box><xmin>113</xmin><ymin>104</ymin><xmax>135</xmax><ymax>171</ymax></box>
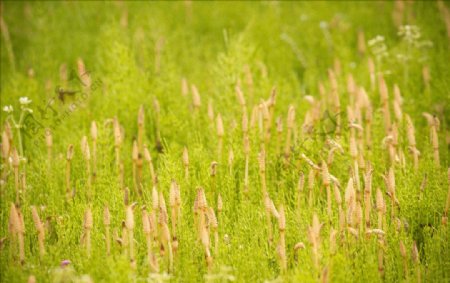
<box><xmin>19</xmin><ymin>97</ymin><xmax>32</xmax><ymax>105</ymax></box>
<box><xmin>319</xmin><ymin>21</ymin><xmax>328</xmax><ymax>29</ymax></box>
<box><xmin>3</xmin><ymin>105</ymin><xmax>13</xmax><ymax>113</ymax></box>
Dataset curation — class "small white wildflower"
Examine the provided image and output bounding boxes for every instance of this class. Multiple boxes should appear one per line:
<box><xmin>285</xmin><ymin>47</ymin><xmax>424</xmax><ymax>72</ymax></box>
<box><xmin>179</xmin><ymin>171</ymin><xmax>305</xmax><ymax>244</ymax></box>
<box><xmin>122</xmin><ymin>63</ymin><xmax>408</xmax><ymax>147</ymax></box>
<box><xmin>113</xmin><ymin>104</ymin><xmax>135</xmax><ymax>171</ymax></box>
<box><xmin>319</xmin><ymin>21</ymin><xmax>328</xmax><ymax>29</ymax></box>
<box><xmin>19</xmin><ymin>97</ymin><xmax>32</xmax><ymax>105</ymax></box>
<box><xmin>3</xmin><ymin>105</ymin><xmax>13</xmax><ymax>113</ymax></box>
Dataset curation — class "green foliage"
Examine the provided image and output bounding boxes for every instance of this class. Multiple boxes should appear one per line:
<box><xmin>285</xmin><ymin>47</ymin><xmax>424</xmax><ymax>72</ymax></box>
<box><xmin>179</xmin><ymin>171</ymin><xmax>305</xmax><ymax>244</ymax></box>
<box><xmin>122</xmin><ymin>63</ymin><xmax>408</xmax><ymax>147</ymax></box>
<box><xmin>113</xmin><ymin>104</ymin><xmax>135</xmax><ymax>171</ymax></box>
<box><xmin>1</xmin><ymin>2</ymin><xmax>449</xmax><ymax>282</ymax></box>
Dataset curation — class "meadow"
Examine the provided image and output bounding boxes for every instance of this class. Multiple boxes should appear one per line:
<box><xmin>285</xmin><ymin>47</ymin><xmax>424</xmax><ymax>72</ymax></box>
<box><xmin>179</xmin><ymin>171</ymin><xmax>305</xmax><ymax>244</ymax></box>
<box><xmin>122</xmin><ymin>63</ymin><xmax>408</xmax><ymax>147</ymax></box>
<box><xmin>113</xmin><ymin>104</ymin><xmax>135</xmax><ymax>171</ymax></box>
<box><xmin>1</xmin><ymin>1</ymin><xmax>450</xmax><ymax>282</ymax></box>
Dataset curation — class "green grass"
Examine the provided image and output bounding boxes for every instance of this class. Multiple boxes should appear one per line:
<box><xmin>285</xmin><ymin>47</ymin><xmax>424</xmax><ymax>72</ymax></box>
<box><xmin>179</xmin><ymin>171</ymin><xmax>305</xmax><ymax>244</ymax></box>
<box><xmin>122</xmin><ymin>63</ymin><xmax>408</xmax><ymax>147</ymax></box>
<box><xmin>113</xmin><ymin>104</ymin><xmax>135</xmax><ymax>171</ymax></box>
<box><xmin>1</xmin><ymin>1</ymin><xmax>450</xmax><ymax>282</ymax></box>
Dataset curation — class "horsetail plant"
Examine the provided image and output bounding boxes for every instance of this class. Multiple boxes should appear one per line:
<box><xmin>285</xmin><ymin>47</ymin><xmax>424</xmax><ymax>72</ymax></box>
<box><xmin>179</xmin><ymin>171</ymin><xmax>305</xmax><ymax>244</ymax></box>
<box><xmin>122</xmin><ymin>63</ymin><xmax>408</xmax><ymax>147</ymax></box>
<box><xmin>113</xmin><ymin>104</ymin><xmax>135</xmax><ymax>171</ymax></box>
<box><xmin>90</xmin><ymin>121</ymin><xmax>98</xmax><ymax>181</ymax></box>
<box><xmin>66</xmin><ymin>144</ymin><xmax>74</xmax><ymax>200</ymax></box>
<box><xmin>83</xmin><ymin>207</ymin><xmax>93</xmax><ymax>258</ymax></box>
<box><xmin>104</xmin><ymin>206</ymin><xmax>111</xmax><ymax>256</ymax></box>
<box><xmin>31</xmin><ymin>206</ymin><xmax>45</xmax><ymax>258</ymax></box>
<box><xmin>142</xmin><ymin>208</ymin><xmax>159</xmax><ymax>272</ymax></box>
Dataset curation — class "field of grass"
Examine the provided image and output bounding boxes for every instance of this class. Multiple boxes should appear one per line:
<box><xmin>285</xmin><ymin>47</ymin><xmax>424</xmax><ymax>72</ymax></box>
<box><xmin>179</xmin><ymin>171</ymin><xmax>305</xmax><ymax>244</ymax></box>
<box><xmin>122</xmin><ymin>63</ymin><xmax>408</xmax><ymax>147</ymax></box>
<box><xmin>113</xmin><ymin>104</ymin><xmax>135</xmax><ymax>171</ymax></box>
<box><xmin>1</xmin><ymin>1</ymin><xmax>450</xmax><ymax>282</ymax></box>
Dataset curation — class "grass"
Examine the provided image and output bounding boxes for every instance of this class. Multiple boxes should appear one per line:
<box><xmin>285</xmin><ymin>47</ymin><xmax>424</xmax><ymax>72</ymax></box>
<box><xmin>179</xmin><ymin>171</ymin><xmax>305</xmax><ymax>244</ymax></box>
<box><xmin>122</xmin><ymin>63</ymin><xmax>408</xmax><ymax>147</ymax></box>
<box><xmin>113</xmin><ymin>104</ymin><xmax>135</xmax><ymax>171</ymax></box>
<box><xmin>1</xmin><ymin>1</ymin><xmax>450</xmax><ymax>282</ymax></box>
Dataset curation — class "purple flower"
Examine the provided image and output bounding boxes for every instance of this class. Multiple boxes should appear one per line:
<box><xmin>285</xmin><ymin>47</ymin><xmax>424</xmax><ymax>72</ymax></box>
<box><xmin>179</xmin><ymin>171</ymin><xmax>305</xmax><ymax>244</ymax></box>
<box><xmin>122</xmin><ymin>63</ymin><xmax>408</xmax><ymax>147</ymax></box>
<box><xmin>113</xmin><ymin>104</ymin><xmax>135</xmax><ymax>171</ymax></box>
<box><xmin>60</xmin><ymin>259</ymin><xmax>71</xmax><ymax>267</ymax></box>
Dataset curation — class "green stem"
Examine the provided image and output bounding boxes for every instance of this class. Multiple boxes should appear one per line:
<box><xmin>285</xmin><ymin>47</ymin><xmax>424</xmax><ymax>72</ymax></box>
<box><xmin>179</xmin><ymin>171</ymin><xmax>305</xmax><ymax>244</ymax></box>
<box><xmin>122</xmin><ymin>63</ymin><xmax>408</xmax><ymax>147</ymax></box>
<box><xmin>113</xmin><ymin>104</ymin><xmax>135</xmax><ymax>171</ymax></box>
<box><xmin>17</xmin><ymin>110</ymin><xmax>25</xmax><ymax>156</ymax></box>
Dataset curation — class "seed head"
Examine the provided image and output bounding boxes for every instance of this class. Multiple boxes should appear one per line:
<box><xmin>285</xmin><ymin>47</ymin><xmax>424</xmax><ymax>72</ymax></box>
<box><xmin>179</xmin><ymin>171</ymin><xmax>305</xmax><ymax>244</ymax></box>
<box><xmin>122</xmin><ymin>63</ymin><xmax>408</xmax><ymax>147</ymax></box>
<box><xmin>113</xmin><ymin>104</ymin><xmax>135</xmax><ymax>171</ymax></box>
<box><xmin>344</xmin><ymin>177</ymin><xmax>355</xmax><ymax>206</ymax></box>
<box><xmin>217</xmin><ymin>194</ymin><xmax>223</xmax><ymax>213</ymax></box>
<box><xmin>31</xmin><ymin>206</ymin><xmax>43</xmax><ymax>232</ymax></box>
<box><xmin>152</xmin><ymin>187</ymin><xmax>159</xmax><ymax>210</ymax></box>
<box><xmin>287</xmin><ymin>106</ymin><xmax>295</xmax><ymax>129</ymax></box>
<box><xmin>207</xmin><ymin>207</ymin><xmax>218</xmax><ymax>229</ymax></box>
<box><xmin>258</xmin><ymin>149</ymin><xmax>266</xmax><ymax>173</ymax></box>
<box><xmin>81</xmin><ymin>136</ymin><xmax>90</xmax><ymax>160</ymax></box>
<box><xmin>197</xmin><ymin>188</ymin><xmax>207</xmax><ymax>210</ymax></box>
<box><xmin>138</xmin><ymin>105</ymin><xmax>145</xmax><ymax>126</ymax></box>
<box><xmin>12</xmin><ymin>148</ymin><xmax>19</xmax><ymax>167</ymax></box>
<box><xmin>235</xmin><ymin>85</ymin><xmax>246</xmax><ymax>107</ymax></box>
<box><xmin>399</xmin><ymin>241</ymin><xmax>407</xmax><ymax>258</ymax></box>
<box><xmin>132</xmin><ymin>140</ymin><xmax>139</xmax><ymax>161</ymax></box>
<box><xmin>207</xmin><ymin>100</ymin><xmax>214</xmax><ymax>121</ymax></box>
<box><xmin>242</xmin><ymin>111</ymin><xmax>249</xmax><ymax>133</ymax></box>
<box><xmin>322</xmin><ymin>160</ymin><xmax>331</xmax><ymax>186</ymax></box>
<box><xmin>90</xmin><ymin>122</ymin><xmax>98</xmax><ymax>141</ymax></box>
<box><xmin>144</xmin><ymin>146</ymin><xmax>152</xmax><ymax>162</ymax></box>
<box><xmin>191</xmin><ymin>84</ymin><xmax>201</xmax><ymax>109</ymax></box>
<box><xmin>104</xmin><ymin>206</ymin><xmax>110</xmax><ymax>226</ymax></box>
<box><xmin>412</xmin><ymin>241</ymin><xmax>420</xmax><ymax>263</ymax></box>
<box><xmin>278</xmin><ymin>205</ymin><xmax>285</xmax><ymax>231</ymax></box>
<box><xmin>113</xmin><ymin>118</ymin><xmax>122</xmax><ymax>146</ymax></box>
<box><xmin>84</xmin><ymin>208</ymin><xmax>93</xmax><ymax>230</ymax></box>
<box><xmin>66</xmin><ymin>144</ymin><xmax>74</xmax><ymax>161</ymax></box>
<box><xmin>45</xmin><ymin>128</ymin><xmax>53</xmax><ymax>147</ymax></box>
<box><xmin>182</xmin><ymin>147</ymin><xmax>189</xmax><ymax>166</ymax></box>
<box><xmin>181</xmin><ymin>77</ymin><xmax>189</xmax><ymax>96</ymax></box>
<box><xmin>1</xmin><ymin>131</ymin><xmax>9</xmax><ymax>158</ymax></box>
<box><xmin>142</xmin><ymin>209</ymin><xmax>151</xmax><ymax>234</ymax></box>
<box><xmin>125</xmin><ymin>206</ymin><xmax>134</xmax><ymax>230</ymax></box>
<box><xmin>376</xmin><ymin>188</ymin><xmax>386</xmax><ymax>213</ymax></box>
<box><xmin>405</xmin><ymin>115</ymin><xmax>416</xmax><ymax>146</ymax></box>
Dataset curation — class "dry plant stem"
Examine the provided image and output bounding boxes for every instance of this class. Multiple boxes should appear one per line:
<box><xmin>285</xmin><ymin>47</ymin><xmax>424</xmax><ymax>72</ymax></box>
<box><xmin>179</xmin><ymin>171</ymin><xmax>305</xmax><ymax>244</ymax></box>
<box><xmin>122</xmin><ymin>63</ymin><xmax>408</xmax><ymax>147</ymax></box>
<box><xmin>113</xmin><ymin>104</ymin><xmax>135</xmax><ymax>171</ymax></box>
<box><xmin>297</xmin><ymin>172</ymin><xmax>304</xmax><ymax>217</ymax></box>
<box><xmin>217</xmin><ymin>114</ymin><xmax>224</xmax><ymax>160</ymax></box>
<box><xmin>143</xmin><ymin>210</ymin><xmax>159</xmax><ymax>272</ymax></box>
<box><xmin>125</xmin><ymin>205</ymin><xmax>134</xmax><ymax>263</ymax></box>
<box><xmin>18</xmin><ymin>225</ymin><xmax>25</xmax><ymax>264</ymax></box>
<box><xmin>138</xmin><ymin>105</ymin><xmax>145</xmax><ymax>153</ymax></box>
<box><xmin>119</xmin><ymin>162</ymin><xmax>124</xmax><ymax>189</ymax></box>
<box><xmin>322</xmin><ymin>161</ymin><xmax>332</xmax><ymax>219</ymax></box>
<box><xmin>104</xmin><ymin>207</ymin><xmax>111</xmax><ymax>256</ymax></box>
<box><xmin>264</xmin><ymin>195</ymin><xmax>273</xmax><ymax>245</ymax></box>
<box><xmin>66</xmin><ymin>145</ymin><xmax>74</xmax><ymax>200</ymax></box>
<box><xmin>114</xmin><ymin>118</ymin><xmax>122</xmax><ymax>173</ymax></box>
<box><xmin>14</xmin><ymin>164</ymin><xmax>19</xmax><ymax>204</ymax></box>
<box><xmin>31</xmin><ymin>206</ymin><xmax>45</xmax><ymax>258</ymax></box>
<box><xmin>378</xmin><ymin>239</ymin><xmax>385</xmax><ymax>278</ymax></box>
<box><xmin>84</xmin><ymin>209</ymin><xmax>93</xmax><ymax>258</ymax></box>
<box><xmin>243</xmin><ymin>136</ymin><xmax>250</xmax><ymax>197</ymax></box>
<box><xmin>144</xmin><ymin>147</ymin><xmax>156</xmax><ymax>185</ymax></box>
<box><xmin>364</xmin><ymin>168</ymin><xmax>373</xmax><ymax>228</ymax></box>
<box><xmin>412</xmin><ymin>242</ymin><xmax>421</xmax><ymax>283</ymax></box>
<box><xmin>400</xmin><ymin>241</ymin><xmax>408</xmax><ymax>280</ymax></box>
<box><xmin>91</xmin><ymin>122</ymin><xmax>97</xmax><ymax>181</ymax></box>
<box><xmin>284</xmin><ymin>106</ymin><xmax>295</xmax><ymax>163</ymax></box>
<box><xmin>431</xmin><ymin>126</ymin><xmax>440</xmax><ymax>167</ymax></box>
<box><xmin>376</xmin><ymin>188</ymin><xmax>385</xmax><ymax>278</ymax></box>
<box><xmin>308</xmin><ymin>169</ymin><xmax>315</xmax><ymax>208</ymax></box>
<box><xmin>183</xmin><ymin>147</ymin><xmax>189</xmax><ymax>182</ymax></box>
<box><xmin>45</xmin><ymin>128</ymin><xmax>52</xmax><ymax>172</ymax></box>
<box><xmin>278</xmin><ymin>205</ymin><xmax>287</xmax><ymax>273</ymax></box>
